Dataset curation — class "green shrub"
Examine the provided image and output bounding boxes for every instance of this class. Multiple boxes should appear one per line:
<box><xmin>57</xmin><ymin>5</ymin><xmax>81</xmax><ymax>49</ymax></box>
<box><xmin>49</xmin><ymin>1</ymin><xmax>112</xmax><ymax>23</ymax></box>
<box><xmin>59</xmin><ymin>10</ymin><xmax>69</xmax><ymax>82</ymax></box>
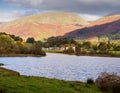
<box><xmin>63</xmin><ymin>47</ymin><xmax>75</xmax><ymax>54</ymax></box>
<box><xmin>114</xmin><ymin>46</ymin><xmax>120</xmax><ymax>51</ymax></box>
<box><xmin>81</xmin><ymin>50</ymin><xmax>88</xmax><ymax>54</ymax></box>
<box><xmin>87</xmin><ymin>78</ymin><xmax>94</xmax><ymax>84</ymax></box>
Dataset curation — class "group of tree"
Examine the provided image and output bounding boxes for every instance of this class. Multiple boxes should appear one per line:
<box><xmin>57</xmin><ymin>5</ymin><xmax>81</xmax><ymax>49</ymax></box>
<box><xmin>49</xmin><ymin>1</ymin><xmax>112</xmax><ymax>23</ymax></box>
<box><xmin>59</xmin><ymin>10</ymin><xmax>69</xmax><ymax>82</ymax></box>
<box><xmin>0</xmin><ymin>33</ymin><xmax>46</xmax><ymax>56</ymax></box>
<box><xmin>1</xmin><ymin>32</ymin><xmax>120</xmax><ymax>56</ymax></box>
<box><xmin>42</xmin><ymin>36</ymin><xmax>76</xmax><ymax>48</ymax></box>
<box><xmin>0</xmin><ymin>32</ymin><xmax>23</xmax><ymax>42</ymax></box>
<box><xmin>39</xmin><ymin>36</ymin><xmax>120</xmax><ymax>56</ymax></box>
<box><xmin>64</xmin><ymin>40</ymin><xmax>120</xmax><ymax>56</ymax></box>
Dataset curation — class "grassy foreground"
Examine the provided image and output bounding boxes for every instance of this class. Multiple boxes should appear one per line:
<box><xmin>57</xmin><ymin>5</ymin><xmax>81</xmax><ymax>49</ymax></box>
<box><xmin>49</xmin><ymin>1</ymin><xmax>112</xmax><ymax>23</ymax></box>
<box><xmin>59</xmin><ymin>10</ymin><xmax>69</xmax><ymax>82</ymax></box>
<box><xmin>0</xmin><ymin>67</ymin><xmax>102</xmax><ymax>93</ymax></box>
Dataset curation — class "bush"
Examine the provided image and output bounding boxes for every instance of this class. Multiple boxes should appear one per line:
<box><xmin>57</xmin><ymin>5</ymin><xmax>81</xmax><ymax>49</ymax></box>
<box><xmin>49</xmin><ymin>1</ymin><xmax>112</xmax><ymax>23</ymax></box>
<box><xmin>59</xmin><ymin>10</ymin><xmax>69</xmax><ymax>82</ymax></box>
<box><xmin>26</xmin><ymin>37</ymin><xmax>35</xmax><ymax>43</ymax></box>
<box><xmin>96</xmin><ymin>72</ymin><xmax>120</xmax><ymax>93</ymax></box>
<box><xmin>0</xmin><ymin>87</ymin><xmax>8</xmax><ymax>93</ymax></box>
<box><xmin>30</xmin><ymin>43</ymin><xmax>46</xmax><ymax>56</ymax></box>
<box><xmin>75</xmin><ymin>44</ymin><xmax>82</xmax><ymax>55</ymax></box>
<box><xmin>63</xmin><ymin>47</ymin><xmax>75</xmax><ymax>54</ymax></box>
<box><xmin>87</xmin><ymin>78</ymin><xmax>94</xmax><ymax>84</ymax></box>
<box><xmin>114</xmin><ymin>46</ymin><xmax>120</xmax><ymax>51</ymax></box>
<box><xmin>81</xmin><ymin>50</ymin><xmax>88</xmax><ymax>54</ymax></box>
<box><xmin>112</xmin><ymin>83</ymin><xmax>120</xmax><ymax>93</ymax></box>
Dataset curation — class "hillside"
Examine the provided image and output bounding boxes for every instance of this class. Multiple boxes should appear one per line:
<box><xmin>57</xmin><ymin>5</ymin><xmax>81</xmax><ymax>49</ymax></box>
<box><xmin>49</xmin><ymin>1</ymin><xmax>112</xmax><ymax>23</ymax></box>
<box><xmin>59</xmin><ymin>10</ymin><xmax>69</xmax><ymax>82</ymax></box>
<box><xmin>65</xmin><ymin>14</ymin><xmax>120</xmax><ymax>40</ymax></box>
<box><xmin>0</xmin><ymin>12</ymin><xmax>87</xmax><ymax>40</ymax></box>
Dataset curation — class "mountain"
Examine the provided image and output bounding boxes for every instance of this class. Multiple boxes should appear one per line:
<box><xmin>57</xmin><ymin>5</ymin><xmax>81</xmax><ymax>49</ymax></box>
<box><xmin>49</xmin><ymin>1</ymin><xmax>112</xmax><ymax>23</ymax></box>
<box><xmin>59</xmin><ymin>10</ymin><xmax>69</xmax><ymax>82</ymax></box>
<box><xmin>65</xmin><ymin>14</ymin><xmax>120</xmax><ymax>40</ymax></box>
<box><xmin>0</xmin><ymin>12</ymin><xmax>87</xmax><ymax>40</ymax></box>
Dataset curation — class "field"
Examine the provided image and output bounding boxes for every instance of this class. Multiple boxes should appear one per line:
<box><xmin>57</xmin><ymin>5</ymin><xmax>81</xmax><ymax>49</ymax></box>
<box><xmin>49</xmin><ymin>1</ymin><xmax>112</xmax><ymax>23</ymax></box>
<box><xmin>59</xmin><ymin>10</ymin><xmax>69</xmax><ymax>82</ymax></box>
<box><xmin>45</xmin><ymin>50</ymin><xmax>63</xmax><ymax>53</ymax></box>
<box><xmin>0</xmin><ymin>67</ymin><xmax>102</xmax><ymax>93</ymax></box>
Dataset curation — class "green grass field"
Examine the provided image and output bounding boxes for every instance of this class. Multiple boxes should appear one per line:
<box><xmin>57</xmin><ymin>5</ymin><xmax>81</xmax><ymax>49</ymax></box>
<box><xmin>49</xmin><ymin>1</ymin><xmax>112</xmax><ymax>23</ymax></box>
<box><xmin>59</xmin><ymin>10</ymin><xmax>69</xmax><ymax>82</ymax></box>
<box><xmin>110</xmin><ymin>51</ymin><xmax>120</xmax><ymax>56</ymax></box>
<box><xmin>0</xmin><ymin>67</ymin><xmax>102</xmax><ymax>93</ymax></box>
<box><xmin>45</xmin><ymin>50</ymin><xmax>63</xmax><ymax>53</ymax></box>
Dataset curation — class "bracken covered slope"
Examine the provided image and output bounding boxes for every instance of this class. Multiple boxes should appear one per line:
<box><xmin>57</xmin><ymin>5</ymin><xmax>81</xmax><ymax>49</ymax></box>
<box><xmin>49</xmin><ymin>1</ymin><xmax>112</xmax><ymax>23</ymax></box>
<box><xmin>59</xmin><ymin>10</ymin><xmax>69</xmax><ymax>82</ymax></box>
<box><xmin>0</xmin><ymin>12</ymin><xmax>87</xmax><ymax>40</ymax></box>
<box><xmin>65</xmin><ymin>14</ymin><xmax>120</xmax><ymax>40</ymax></box>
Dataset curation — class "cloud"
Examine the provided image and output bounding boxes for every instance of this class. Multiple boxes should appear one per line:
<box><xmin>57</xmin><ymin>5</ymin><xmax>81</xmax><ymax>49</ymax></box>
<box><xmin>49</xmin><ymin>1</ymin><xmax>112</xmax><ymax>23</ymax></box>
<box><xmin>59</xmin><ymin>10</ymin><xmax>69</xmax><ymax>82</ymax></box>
<box><xmin>0</xmin><ymin>10</ymin><xmax>35</xmax><ymax>22</ymax></box>
<box><xmin>5</xmin><ymin>0</ymin><xmax>120</xmax><ymax>16</ymax></box>
<box><xmin>1</xmin><ymin>0</ymin><xmax>119</xmax><ymax>22</ymax></box>
<box><xmin>80</xmin><ymin>14</ymin><xmax>101</xmax><ymax>21</ymax></box>
<box><xmin>0</xmin><ymin>11</ymin><xmax>22</xmax><ymax>22</ymax></box>
<box><xmin>0</xmin><ymin>9</ymin><xmax>43</xmax><ymax>22</ymax></box>
<box><xmin>5</xmin><ymin>0</ymin><xmax>43</xmax><ymax>8</ymax></box>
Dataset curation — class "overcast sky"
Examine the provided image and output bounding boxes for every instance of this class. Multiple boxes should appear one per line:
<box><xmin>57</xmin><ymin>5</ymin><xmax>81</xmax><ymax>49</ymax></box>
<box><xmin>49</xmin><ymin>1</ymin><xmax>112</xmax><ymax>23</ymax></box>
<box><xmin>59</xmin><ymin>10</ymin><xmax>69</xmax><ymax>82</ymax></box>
<box><xmin>0</xmin><ymin>0</ymin><xmax>120</xmax><ymax>22</ymax></box>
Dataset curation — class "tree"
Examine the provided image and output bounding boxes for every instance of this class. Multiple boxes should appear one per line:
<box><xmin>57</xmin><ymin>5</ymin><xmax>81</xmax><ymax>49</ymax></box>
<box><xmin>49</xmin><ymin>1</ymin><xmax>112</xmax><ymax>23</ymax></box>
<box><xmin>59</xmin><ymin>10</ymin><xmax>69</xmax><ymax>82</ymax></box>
<box><xmin>0</xmin><ymin>35</ymin><xmax>14</xmax><ymax>53</ymax></box>
<box><xmin>107</xmin><ymin>41</ymin><xmax>114</xmax><ymax>51</ymax></box>
<box><xmin>26</xmin><ymin>37</ymin><xmax>35</xmax><ymax>43</ymax></box>
<box><xmin>63</xmin><ymin>47</ymin><xmax>75</xmax><ymax>54</ymax></box>
<box><xmin>14</xmin><ymin>41</ymin><xmax>28</xmax><ymax>54</ymax></box>
<box><xmin>0</xmin><ymin>35</ymin><xmax>14</xmax><ymax>48</ymax></box>
<box><xmin>75</xmin><ymin>44</ymin><xmax>82</xmax><ymax>55</ymax></box>
<box><xmin>99</xmin><ymin>35</ymin><xmax>109</xmax><ymax>42</ymax></box>
<box><xmin>82</xmin><ymin>41</ymin><xmax>92</xmax><ymax>49</ymax></box>
<box><xmin>10</xmin><ymin>35</ymin><xmax>23</xmax><ymax>41</ymax></box>
<box><xmin>46</xmin><ymin>37</ymin><xmax>76</xmax><ymax>47</ymax></box>
<box><xmin>98</xmin><ymin>42</ymin><xmax>108</xmax><ymax>53</ymax></box>
<box><xmin>31</xmin><ymin>42</ymin><xmax>46</xmax><ymax>56</ymax></box>
<box><xmin>114</xmin><ymin>46</ymin><xmax>120</xmax><ymax>51</ymax></box>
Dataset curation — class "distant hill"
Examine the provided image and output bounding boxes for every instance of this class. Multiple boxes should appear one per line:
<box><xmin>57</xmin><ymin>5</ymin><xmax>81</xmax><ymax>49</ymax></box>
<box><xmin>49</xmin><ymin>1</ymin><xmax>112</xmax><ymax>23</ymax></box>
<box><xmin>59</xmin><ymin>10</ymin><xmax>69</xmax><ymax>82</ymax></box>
<box><xmin>0</xmin><ymin>12</ymin><xmax>87</xmax><ymax>40</ymax></box>
<box><xmin>106</xmin><ymin>11</ymin><xmax>120</xmax><ymax>16</ymax></box>
<box><xmin>65</xmin><ymin>14</ymin><xmax>120</xmax><ymax>40</ymax></box>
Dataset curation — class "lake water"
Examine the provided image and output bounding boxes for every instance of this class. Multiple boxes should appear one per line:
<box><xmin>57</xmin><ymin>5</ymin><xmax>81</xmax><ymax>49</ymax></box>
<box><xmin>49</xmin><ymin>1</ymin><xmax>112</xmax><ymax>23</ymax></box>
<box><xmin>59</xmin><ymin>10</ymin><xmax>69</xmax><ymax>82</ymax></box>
<box><xmin>0</xmin><ymin>53</ymin><xmax>120</xmax><ymax>82</ymax></box>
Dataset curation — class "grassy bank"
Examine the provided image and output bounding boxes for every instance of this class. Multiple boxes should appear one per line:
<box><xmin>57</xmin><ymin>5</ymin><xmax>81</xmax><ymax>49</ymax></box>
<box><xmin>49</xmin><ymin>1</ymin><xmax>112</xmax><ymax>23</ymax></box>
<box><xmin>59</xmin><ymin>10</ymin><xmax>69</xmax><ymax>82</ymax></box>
<box><xmin>0</xmin><ymin>67</ymin><xmax>102</xmax><ymax>93</ymax></box>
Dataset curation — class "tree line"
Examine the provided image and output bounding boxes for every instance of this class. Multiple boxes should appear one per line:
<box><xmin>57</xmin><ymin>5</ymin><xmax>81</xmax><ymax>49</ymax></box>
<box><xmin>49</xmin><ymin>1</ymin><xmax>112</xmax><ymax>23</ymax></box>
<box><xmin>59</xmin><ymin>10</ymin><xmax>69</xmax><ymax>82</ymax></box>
<box><xmin>1</xmin><ymin>32</ymin><xmax>120</xmax><ymax>56</ymax></box>
<box><xmin>0</xmin><ymin>33</ymin><xmax>46</xmax><ymax>56</ymax></box>
<box><xmin>41</xmin><ymin>36</ymin><xmax>120</xmax><ymax>56</ymax></box>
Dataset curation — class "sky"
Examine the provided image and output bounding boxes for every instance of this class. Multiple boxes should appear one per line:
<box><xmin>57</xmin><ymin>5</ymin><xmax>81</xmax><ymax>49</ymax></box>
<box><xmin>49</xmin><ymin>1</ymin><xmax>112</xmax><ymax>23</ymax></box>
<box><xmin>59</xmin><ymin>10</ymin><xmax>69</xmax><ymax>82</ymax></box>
<box><xmin>0</xmin><ymin>0</ymin><xmax>120</xmax><ymax>22</ymax></box>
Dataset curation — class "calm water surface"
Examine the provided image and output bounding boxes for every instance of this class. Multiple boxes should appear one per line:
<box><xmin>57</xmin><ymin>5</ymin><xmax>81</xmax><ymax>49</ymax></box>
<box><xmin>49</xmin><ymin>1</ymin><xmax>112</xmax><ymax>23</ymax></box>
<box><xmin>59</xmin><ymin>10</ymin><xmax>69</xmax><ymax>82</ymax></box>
<box><xmin>0</xmin><ymin>53</ymin><xmax>120</xmax><ymax>82</ymax></box>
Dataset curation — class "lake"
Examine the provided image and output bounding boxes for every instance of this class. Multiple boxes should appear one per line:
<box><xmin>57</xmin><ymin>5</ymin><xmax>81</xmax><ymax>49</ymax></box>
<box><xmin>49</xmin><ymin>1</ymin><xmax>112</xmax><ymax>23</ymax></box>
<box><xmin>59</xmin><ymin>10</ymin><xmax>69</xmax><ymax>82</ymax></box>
<box><xmin>0</xmin><ymin>53</ymin><xmax>120</xmax><ymax>82</ymax></box>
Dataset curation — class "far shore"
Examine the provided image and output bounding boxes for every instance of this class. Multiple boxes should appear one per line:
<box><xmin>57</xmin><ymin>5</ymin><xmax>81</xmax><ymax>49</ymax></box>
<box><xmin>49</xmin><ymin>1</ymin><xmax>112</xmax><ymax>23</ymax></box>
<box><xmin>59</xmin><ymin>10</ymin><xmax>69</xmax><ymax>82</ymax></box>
<box><xmin>46</xmin><ymin>51</ymin><xmax>120</xmax><ymax>58</ymax></box>
<box><xmin>0</xmin><ymin>54</ymin><xmax>46</xmax><ymax>57</ymax></box>
<box><xmin>0</xmin><ymin>52</ymin><xmax>119</xmax><ymax>58</ymax></box>
<box><xmin>74</xmin><ymin>53</ymin><xmax>120</xmax><ymax>58</ymax></box>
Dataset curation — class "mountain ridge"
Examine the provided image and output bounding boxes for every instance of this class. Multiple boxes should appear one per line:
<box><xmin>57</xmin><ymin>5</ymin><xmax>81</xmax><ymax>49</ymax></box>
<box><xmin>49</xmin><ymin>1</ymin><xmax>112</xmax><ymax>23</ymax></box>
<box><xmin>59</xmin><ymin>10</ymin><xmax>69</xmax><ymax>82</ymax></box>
<box><xmin>65</xmin><ymin>14</ymin><xmax>120</xmax><ymax>40</ymax></box>
<box><xmin>0</xmin><ymin>12</ymin><xmax>87</xmax><ymax>40</ymax></box>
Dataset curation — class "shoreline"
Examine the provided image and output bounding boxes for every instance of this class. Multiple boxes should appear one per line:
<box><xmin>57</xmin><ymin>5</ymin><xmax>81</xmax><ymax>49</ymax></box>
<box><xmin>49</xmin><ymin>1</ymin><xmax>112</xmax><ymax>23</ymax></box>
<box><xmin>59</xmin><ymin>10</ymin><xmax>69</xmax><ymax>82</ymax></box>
<box><xmin>0</xmin><ymin>52</ymin><xmax>119</xmax><ymax>58</ymax></box>
<box><xmin>0</xmin><ymin>54</ymin><xmax>46</xmax><ymax>57</ymax></box>
<box><xmin>0</xmin><ymin>64</ymin><xmax>20</xmax><ymax>76</ymax></box>
<box><xmin>47</xmin><ymin>52</ymin><xmax>120</xmax><ymax>58</ymax></box>
<box><xmin>0</xmin><ymin>65</ymin><xmax>101</xmax><ymax>93</ymax></box>
<box><xmin>75</xmin><ymin>53</ymin><xmax>120</xmax><ymax>58</ymax></box>
<box><xmin>0</xmin><ymin>64</ymin><xmax>82</xmax><ymax>82</ymax></box>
